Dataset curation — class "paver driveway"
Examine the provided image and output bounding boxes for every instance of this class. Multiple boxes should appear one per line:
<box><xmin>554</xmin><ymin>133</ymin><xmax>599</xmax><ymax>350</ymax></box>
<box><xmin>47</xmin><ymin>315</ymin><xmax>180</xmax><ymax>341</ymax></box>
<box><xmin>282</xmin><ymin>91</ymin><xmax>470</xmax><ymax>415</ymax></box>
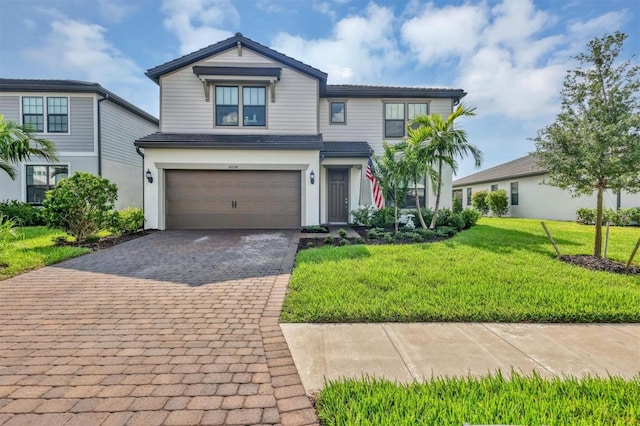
<box><xmin>0</xmin><ymin>231</ymin><xmax>317</xmax><ymax>426</ymax></box>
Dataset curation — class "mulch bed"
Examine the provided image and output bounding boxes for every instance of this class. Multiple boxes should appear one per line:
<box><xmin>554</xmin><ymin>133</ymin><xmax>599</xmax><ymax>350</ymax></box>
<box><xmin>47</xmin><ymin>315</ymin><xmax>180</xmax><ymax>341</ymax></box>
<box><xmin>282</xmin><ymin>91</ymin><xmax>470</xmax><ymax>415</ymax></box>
<box><xmin>56</xmin><ymin>230</ymin><xmax>156</xmax><ymax>251</ymax></box>
<box><xmin>298</xmin><ymin>227</ymin><xmax>450</xmax><ymax>250</ymax></box>
<box><xmin>559</xmin><ymin>254</ymin><xmax>640</xmax><ymax>275</ymax></box>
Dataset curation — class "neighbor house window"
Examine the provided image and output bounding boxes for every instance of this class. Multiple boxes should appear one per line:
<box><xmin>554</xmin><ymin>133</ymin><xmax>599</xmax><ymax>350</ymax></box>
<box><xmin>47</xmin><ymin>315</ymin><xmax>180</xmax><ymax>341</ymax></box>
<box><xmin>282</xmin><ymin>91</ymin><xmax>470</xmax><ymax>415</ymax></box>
<box><xmin>215</xmin><ymin>85</ymin><xmax>267</xmax><ymax>127</ymax></box>
<box><xmin>511</xmin><ymin>182</ymin><xmax>519</xmax><ymax>206</ymax></box>
<box><xmin>215</xmin><ymin>86</ymin><xmax>239</xmax><ymax>126</ymax></box>
<box><xmin>491</xmin><ymin>184</ymin><xmax>498</xmax><ymax>191</ymax></box>
<box><xmin>26</xmin><ymin>165</ymin><xmax>68</xmax><ymax>205</ymax></box>
<box><xmin>453</xmin><ymin>189</ymin><xmax>463</xmax><ymax>206</ymax></box>
<box><xmin>47</xmin><ymin>97</ymin><xmax>68</xmax><ymax>133</ymax></box>
<box><xmin>22</xmin><ymin>97</ymin><xmax>44</xmax><ymax>132</ymax></box>
<box><xmin>385</xmin><ymin>103</ymin><xmax>405</xmax><ymax>138</ymax></box>
<box><xmin>466</xmin><ymin>188</ymin><xmax>472</xmax><ymax>206</ymax></box>
<box><xmin>242</xmin><ymin>87</ymin><xmax>265</xmax><ymax>126</ymax></box>
<box><xmin>330</xmin><ymin>102</ymin><xmax>345</xmax><ymax>124</ymax></box>
<box><xmin>408</xmin><ymin>103</ymin><xmax>428</xmax><ymax>130</ymax></box>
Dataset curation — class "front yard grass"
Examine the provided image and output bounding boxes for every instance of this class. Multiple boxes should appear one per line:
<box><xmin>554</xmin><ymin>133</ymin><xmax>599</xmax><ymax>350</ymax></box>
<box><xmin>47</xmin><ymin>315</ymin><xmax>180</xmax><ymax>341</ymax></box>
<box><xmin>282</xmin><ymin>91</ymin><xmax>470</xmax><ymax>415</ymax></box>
<box><xmin>281</xmin><ymin>218</ymin><xmax>640</xmax><ymax>322</ymax></box>
<box><xmin>315</xmin><ymin>373</ymin><xmax>640</xmax><ymax>425</ymax></box>
<box><xmin>0</xmin><ymin>226</ymin><xmax>90</xmax><ymax>280</ymax></box>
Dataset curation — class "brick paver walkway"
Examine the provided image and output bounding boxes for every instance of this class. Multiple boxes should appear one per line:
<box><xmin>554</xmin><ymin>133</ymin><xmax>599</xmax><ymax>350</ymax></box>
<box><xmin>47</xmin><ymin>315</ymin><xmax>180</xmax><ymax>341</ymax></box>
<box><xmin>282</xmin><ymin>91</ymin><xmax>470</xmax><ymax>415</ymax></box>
<box><xmin>0</xmin><ymin>231</ymin><xmax>317</xmax><ymax>426</ymax></box>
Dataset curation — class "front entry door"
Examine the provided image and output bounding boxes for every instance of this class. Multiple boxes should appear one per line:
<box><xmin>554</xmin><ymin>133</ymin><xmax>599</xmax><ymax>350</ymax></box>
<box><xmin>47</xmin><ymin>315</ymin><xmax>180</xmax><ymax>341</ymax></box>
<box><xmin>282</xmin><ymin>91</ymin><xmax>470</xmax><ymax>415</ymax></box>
<box><xmin>328</xmin><ymin>168</ymin><xmax>349</xmax><ymax>223</ymax></box>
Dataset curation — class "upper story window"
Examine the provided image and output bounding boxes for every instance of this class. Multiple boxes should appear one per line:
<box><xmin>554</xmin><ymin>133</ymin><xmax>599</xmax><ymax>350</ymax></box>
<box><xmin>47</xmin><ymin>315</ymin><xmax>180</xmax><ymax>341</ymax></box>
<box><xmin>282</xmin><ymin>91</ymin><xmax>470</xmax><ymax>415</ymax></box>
<box><xmin>215</xmin><ymin>85</ymin><xmax>266</xmax><ymax>127</ymax></box>
<box><xmin>22</xmin><ymin>97</ymin><xmax>44</xmax><ymax>132</ymax></box>
<box><xmin>22</xmin><ymin>96</ymin><xmax>69</xmax><ymax>133</ymax></box>
<box><xmin>330</xmin><ymin>102</ymin><xmax>346</xmax><ymax>124</ymax></box>
<box><xmin>47</xmin><ymin>97</ymin><xmax>68</xmax><ymax>133</ymax></box>
<box><xmin>26</xmin><ymin>164</ymin><xmax>68</xmax><ymax>205</ymax></box>
<box><xmin>384</xmin><ymin>102</ymin><xmax>429</xmax><ymax>138</ymax></box>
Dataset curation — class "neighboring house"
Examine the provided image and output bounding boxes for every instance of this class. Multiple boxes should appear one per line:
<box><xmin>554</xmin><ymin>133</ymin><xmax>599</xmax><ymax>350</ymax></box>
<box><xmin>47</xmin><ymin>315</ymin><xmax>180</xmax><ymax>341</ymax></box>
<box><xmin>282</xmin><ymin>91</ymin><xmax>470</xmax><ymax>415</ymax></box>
<box><xmin>136</xmin><ymin>33</ymin><xmax>465</xmax><ymax>230</ymax></box>
<box><xmin>452</xmin><ymin>154</ymin><xmax>640</xmax><ymax>221</ymax></box>
<box><xmin>0</xmin><ymin>79</ymin><xmax>159</xmax><ymax>209</ymax></box>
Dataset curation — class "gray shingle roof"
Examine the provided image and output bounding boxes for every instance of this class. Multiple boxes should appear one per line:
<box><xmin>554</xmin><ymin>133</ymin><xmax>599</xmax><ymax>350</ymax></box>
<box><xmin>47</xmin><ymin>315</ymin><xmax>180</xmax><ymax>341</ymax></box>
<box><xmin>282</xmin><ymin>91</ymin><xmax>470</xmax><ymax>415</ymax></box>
<box><xmin>134</xmin><ymin>133</ymin><xmax>324</xmax><ymax>150</ymax></box>
<box><xmin>452</xmin><ymin>154</ymin><xmax>546</xmax><ymax>186</ymax></box>
<box><xmin>0</xmin><ymin>78</ymin><xmax>158</xmax><ymax>125</ymax></box>
<box><xmin>146</xmin><ymin>33</ymin><xmax>328</xmax><ymax>84</ymax></box>
<box><xmin>321</xmin><ymin>141</ymin><xmax>372</xmax><ymax>157</ymax></box>
<box><xmin>324</xmin><ymin>84</ymin><xmax>466</xmax><ymax>101</ymax></box>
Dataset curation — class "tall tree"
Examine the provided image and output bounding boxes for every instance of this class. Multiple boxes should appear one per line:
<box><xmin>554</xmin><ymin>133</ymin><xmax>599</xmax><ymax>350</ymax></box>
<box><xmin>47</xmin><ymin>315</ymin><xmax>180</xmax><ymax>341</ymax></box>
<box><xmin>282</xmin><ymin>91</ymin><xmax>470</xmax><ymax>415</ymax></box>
<box><xmin>0</xmin><ymin>114</ymin><xmax>58</xmax><ymax>179</ymax></box>
<box><xmin>533</xmin><ymin>32</ymin><xmax>640</xmax><ymax>258</ymax></box>
<box><xmin>375</xmin><ymin>142</ymin><xmax>410</xmax><ymax>233</ymax></box>
<box><xmin>397</xmin><ymin>133</ymin><xmax>436</xmax><ymax>229</ymax></box>
<box><xmin>411</xmin><ymin>104</ymin><xmax>481</xmax><ymax>229</ymax></box>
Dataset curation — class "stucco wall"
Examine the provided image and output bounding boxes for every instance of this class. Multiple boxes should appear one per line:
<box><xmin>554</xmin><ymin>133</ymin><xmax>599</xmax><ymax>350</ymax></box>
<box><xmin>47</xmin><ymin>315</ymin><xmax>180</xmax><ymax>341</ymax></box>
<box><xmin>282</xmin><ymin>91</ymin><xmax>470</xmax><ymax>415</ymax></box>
<box><xmin>142</xmin><ymin>149</ymin><xmax>321</xmax><ymax>229</ymax></box>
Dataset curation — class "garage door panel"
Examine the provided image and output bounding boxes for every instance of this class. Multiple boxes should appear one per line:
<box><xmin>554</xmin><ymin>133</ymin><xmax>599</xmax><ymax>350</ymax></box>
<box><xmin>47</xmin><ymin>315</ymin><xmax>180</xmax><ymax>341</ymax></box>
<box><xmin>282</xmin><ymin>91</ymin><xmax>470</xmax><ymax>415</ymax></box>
<box><xmin>165</xmin><ymin>170</ymin><xmax>301</xmax><ymax>229</ymax></box>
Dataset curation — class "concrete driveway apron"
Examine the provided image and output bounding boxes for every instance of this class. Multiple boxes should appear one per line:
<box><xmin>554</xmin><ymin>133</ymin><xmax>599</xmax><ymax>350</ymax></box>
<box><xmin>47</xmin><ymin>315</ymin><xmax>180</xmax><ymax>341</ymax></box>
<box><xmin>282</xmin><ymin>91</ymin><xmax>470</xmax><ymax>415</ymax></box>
<box><xmin>0</xmin><ymin>230</ymin><xmax>317</xmax><ymax>426</ymax></box>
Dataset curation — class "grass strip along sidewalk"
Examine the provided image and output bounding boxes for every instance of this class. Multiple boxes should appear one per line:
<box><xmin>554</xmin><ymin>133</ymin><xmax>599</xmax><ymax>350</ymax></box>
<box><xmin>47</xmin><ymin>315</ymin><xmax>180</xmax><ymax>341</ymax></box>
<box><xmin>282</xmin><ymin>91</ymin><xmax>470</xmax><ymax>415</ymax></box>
<box><xmin>315</xmin><ymin>372</ymin><xmax>640</xmax><ymax>425</ymax></box>
<box><xmin>282</xmin><ymin>218</ymin><xmax>640</xmax><ymax>323</ymax></box>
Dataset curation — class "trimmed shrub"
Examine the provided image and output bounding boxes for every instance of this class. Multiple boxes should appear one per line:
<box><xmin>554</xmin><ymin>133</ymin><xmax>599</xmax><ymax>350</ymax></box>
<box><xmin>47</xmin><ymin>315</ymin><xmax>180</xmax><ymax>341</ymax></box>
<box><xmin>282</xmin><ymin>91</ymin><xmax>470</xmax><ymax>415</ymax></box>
<box><xmin>472</xmin><ymin>190</ymin><xmax>490</xmax><ymax>215</ymax></box>
<box><xmin>576</xmin><ymin>207</ymin><xmax>596</xmax><ymax>225</ymax></box>
<box><xmin>486</xmin><ymin>190</ymin><xmax>509</xmax><ymax>217</ymax></box>
<box><xmin>0</xmin><ymin>200</ymin><xmax>45</xmax><ymax>226</ymax></box>
<box><xmin>43</xmin><ymin>172</ymin><xmax>117</xmax><ymax>243</ymax></box>
<box><xmin>370</xmin><ymin>207</ymin><xmax>395</xmax><ymax>229</ymax></box>
<box><xmin>324</xmin><ymin>235</ymin><xmax>334</xmax><ymax>244</ymax></box>
<box><xmin>109</xmin><ymin>207</ymin><xmax>145</xmax><ymax>235</ymax></box>
<box><xmin>461</xmin><ymin>208</ymin><xmax>481</xmax><ymax>229</ymax></box>
<box><xmin>452</xmin><ymin>195</ymin><xmax>463</xmax><ymax>214</ymax></box>
<box><xmin>367</xmin><ymin>229</ymin><xmax>380</xmax><ymax>239</ymax></box>
<box><xmin>350</xmin><ymin>206</ymin><xmax>375</xmax><ymax>226</ymax></box>
<box><xmin>576</xmin><ymin>207</ymin><xmax>639</xmax><ymax>226</ymax></box>
<box><xmin>338</xmin><ymin>228</ymin><xmax>348</xmax><ymax>239</ymax></box>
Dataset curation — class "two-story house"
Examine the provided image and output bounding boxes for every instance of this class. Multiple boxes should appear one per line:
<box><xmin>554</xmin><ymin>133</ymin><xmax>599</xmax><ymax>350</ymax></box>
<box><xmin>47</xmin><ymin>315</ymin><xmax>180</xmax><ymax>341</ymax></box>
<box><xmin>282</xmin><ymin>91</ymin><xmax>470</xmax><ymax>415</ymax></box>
<box><xmin>136</xmin><ymin>33</ymin><xmax>466</xmax><ymax>229</ymax></box>
<box><xmin>0</xmin><ymin>79</ymin><xmax>159</xmax><ymax>209</ymax></box>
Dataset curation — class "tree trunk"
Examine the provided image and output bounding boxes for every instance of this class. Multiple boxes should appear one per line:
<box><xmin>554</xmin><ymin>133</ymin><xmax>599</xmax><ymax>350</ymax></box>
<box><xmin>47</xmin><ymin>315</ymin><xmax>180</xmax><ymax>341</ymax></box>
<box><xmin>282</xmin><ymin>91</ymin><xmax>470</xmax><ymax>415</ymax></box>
<box><xmin>414</xmin><ymin>176</ymin><xmax>428</xmax><ymax>229</ymax></box>
<box><xmin>429</xmin><ymin>160</ymin><xmax>443</xmax><ymax>230</ymax></box>
<box><xmin>594</xmin><ymin>185</ymin><xmax>604</xmax><ymax>258</ymax></box>
<box><xmin>394</xmin><ymin>189</ymin><xmax>399</xmax><ymax>234</ymax></box>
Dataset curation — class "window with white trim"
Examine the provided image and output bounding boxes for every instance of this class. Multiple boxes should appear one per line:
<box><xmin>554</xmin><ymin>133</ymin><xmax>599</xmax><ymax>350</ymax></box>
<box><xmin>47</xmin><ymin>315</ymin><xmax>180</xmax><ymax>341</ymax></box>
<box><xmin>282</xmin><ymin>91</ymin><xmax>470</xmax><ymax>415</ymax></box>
<box><xmin>466</xmin><ymin>188</ymin><xmax>472</xmax><ymax>206</ymax></box>
<box><xmin>26</xmin><ymin>165</ymin><xmax>68</xmax><ymax>205</ymax></box>
<box><xmin>511</xmin><ymin>182</ymin><xmax>519</xmax><ymax>206</ymax></box>
<box><xmin>384</xmin><ymin>102</ymin><xmax>429</xmax><ymax>137</ymax></box>
<box><xmin>215</xmin><ymin>85</ymin><xmax>266</xmax><ymax>127</ymax></box>
<box><xmin>22</xmin><ymin>96</ymin><xmax>69</xmax><ymax>133</ymax></box>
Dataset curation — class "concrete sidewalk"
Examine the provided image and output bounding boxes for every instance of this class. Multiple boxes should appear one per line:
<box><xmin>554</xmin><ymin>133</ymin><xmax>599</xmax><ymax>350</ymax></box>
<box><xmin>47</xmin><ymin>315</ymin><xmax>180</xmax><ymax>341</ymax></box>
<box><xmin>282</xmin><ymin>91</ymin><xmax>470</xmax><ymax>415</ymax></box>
<box><xmin>281</xmin><ymin>323</ymin><xmax>640</xmax><ymax>393</ymax></box>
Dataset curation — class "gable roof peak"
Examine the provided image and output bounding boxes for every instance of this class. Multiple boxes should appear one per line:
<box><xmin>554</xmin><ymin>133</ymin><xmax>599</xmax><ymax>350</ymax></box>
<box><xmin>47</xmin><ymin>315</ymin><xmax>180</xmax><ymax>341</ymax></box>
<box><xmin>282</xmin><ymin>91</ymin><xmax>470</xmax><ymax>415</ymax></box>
<box><xmin>145</xmin><ymin>33</ymin><xmax>328</xmax><ymax>84</ymax></box>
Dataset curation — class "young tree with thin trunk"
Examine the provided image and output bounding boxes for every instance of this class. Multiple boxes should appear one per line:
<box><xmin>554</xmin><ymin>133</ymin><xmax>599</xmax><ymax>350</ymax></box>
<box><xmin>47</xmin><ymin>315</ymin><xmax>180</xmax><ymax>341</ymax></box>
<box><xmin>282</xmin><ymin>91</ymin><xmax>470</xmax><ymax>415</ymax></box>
<box><xmin>375</xmin><ymin>142</ymin><xmax>410</xmax><ymax>233</ymax></box>
<box><xmin>411</xmin><ymin>104</ymin><xmax>481</xmax><ymax>229</ymax></box>
<box><xmin>533</xmin><ymin>32</ymin><xmax>640</xmax><ymax>258</ymax></box>
<box><xmin>0</xmin><ymin>114</ymin><xmax>58</xmax><ymax>179</ymax></box>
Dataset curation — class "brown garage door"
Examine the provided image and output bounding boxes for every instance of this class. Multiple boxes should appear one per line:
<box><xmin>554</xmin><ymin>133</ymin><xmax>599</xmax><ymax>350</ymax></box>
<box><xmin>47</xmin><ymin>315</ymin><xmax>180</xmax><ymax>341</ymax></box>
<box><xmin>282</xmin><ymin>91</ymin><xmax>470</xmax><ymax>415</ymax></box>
<box><xmin>165</xmin><ymin>170</ymin><xmax>301</xmax><ymax>229</ymax></box>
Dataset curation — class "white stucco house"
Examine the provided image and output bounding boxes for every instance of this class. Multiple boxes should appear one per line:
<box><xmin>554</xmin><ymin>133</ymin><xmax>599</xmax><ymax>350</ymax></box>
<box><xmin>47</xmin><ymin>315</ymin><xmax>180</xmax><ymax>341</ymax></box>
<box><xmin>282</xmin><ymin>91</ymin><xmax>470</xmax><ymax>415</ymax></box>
<box><xmin>452</xmin><ymin>154</ymin><xmax>640</xmax><ymax>221</ymax></box>
<box><xmin>0</xmin><ymin>79</ymin><xmax>159</xmax><ymax>209</ymax></box>
<box><xmin>136</xmin><ymin>33</ymin><xmax>465</xmax><ymax>230</ymax></box>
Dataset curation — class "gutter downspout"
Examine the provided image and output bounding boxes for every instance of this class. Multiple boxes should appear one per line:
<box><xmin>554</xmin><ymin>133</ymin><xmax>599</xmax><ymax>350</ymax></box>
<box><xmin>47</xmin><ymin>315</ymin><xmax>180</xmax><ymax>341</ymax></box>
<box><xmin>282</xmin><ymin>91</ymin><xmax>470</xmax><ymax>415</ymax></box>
<box><xmin>97</xmin><ymin>94</ymin><xmax>109</xmax><ymax>176</ymax></box>
<box><xmin>136</xmin><ymin>146</ymin><xmax>145</xmax><ymax>220</ymax></box>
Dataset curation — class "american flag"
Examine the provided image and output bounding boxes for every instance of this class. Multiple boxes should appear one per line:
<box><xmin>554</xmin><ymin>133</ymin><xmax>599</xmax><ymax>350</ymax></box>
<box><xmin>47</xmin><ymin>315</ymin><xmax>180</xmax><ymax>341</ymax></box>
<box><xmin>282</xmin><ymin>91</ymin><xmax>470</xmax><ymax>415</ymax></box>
<box><xmin>366</xmin><ymin>157</ymin><xmax>385</xmax><ymax>209</ymax></box>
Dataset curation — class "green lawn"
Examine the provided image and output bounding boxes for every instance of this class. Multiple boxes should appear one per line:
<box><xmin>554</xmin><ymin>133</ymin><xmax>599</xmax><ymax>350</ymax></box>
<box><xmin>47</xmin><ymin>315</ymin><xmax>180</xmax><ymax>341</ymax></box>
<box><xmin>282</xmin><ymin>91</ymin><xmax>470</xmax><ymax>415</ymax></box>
<box><xmin>0</xmin><ymin>227</ymin><xmax>90</xmax><ymax>280</ymax></box>
<box><xmin>316</xmin><ymin>373</ymin><xmax>640</xmax><ymax>425</ymax></box>
<box><xmin>281</xmin><ymin>218</ymin><xmax>640</xmax><ymax>322</ymax></box>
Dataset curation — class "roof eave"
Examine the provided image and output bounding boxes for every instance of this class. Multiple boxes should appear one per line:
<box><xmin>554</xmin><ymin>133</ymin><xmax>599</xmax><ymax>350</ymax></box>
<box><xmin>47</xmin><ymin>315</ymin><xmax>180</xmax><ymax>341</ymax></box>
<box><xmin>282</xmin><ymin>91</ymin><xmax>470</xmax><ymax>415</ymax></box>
<box><xmin>453</xmin><ymin>170</ymin><xmax>547</xmax><ymax>187</ymax></box>
<box><xmin>134</xmin><ymin>141</ymin><xmax>324</xmax><ymax>150</ymax></box>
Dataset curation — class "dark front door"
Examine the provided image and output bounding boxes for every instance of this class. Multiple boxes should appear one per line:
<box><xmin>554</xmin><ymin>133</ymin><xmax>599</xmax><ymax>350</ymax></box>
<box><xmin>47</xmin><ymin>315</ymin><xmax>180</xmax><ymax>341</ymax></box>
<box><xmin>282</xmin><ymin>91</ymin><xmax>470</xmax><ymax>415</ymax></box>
<box><xmin>328</xmin><ymin>168</ymin><xmax>349</xmax><ymax>223</ymax></box>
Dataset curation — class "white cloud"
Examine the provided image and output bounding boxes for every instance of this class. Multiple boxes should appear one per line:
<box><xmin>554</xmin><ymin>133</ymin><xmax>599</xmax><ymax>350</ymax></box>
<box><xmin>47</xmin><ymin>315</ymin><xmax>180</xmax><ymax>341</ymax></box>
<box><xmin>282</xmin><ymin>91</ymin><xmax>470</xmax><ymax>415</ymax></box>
<box><xmin>401</xmin><ymin>2</ymin><xmax>487</xmax><ymax>65</ymax></box>
<box><xmin>23</xmin><ymin>14</ymin><xmax>157</xmax><ymax>115</ymax></box>
<box><xmin>23</xmin><ymin>19</ymin><xmax>36</xmax><ymax>31</ymax></box>
<box><xmin>98</xmin><ymin>0</ymin><xmax>137</xmax><ymax>23</ymax></box>
<box><xmin>271</xmin><ymin>3</ymin><xmax>402</xmax><ymax>83</ymax></box>
<box><xmin>569</xmin><ymin>10</ymin><xmax>627</xmax><ymax>39</ymax></box>
<box><xmin>161</xmin><ymin>0</ymin><xmax>238</xmax><ymax>55</ymax></box>
<box><xmin>313</xmin><ymin>2</ymin><xmax>337</xmax><ymax>21</ymax></box>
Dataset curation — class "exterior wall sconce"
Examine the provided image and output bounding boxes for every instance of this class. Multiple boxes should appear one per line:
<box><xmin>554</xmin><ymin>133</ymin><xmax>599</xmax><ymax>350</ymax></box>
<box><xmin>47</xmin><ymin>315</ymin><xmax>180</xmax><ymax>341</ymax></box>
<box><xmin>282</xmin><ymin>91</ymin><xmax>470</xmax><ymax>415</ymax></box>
<box><xmin>146</xmin><ymin>169</ymin><xmax>153</xmax><ymax>183</ymax></box>
<box><xmin>310</xmin><ymin>170</ymin><xmax>315</xmax><ymax>185</ymax></box>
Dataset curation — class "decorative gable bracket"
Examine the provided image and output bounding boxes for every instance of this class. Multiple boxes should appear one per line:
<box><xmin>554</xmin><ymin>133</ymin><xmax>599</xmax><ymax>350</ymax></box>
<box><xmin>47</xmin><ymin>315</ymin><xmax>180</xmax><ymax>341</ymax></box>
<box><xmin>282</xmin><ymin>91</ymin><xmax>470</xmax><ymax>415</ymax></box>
<box><xmin>193</xmin><ymin>66</ymin><xmax>281</xmax><ymax>103</ymax></box>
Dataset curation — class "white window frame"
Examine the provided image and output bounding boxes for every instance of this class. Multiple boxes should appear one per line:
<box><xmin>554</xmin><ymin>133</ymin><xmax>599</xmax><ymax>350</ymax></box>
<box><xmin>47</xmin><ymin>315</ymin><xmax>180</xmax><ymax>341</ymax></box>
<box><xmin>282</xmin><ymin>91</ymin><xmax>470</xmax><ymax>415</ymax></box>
<box><xmin>213</xmin><ymin>84</ymin><xmax>267</xmax><ymax>129</ymax></box>
<box><xmin>20</xmin><ymin>95</ymin><xmax>71</xmax><ymax>135</ymax></box>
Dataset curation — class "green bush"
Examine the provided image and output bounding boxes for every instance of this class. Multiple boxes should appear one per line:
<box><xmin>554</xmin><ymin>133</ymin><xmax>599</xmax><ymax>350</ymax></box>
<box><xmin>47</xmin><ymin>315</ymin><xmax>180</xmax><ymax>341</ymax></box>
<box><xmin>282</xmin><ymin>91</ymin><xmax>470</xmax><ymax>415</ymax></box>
<box><xmin>436</xmin><ymin>209</ymin><xmax>465</xmax><ymax>230</ymax></box>
<box><xmin>436</xmin><ymin>226</ymin><xmax>459</xmax><ymax>237</ymax></box>
<box><xmin>576</xmin><ymin>207</ymin><xmax>596</xmax><ymax>224</ymax></box>
<box><xmin>630</xmin><ymin>207</ymin><xmax>640</xmax><ymax>224</ymax></box>
<box><xmin>109</xmin><ymin>207</ymin><xmax>145</xmax><ymax>235</ymax></box>
<box><xmin>414</xmin><ymin>228</ymin><xmax>436</xmax><ymax>239</ymax></box>
<box><xmin>43</xmin><ymin>172</ymin><xmax>118</xmax><ymax>244</ymax></box>
<box><xmin>472</xmin><ymin>190</ymin><xmax>490</xmax><ymax>215</ymax></box>
<box><xmin>354</xmin><ymin>237</ymin><xmax>364</xmax><ymax>244</ymax></box>
<box><xmin>367</xmin><ymin>229</ymin><xmax>380</xmax><ymax>239</ymax></box>
<box><xmin>370</xmin><ymin>207</ymin><xmax>395</xmax><ymax>228</ymax></box>
<box><xmin>576</xmin><ymin>207</ymin><xmax>639</xmax><ymax>226</ymax></box>
<box><xmin>486</xmin><ymin>190</ymin><xmax>509</xmax><ymax>217</ymax></box>
<box><xmin>452</xmin><ymin>195</ymin><xmax>463</xmax><ymax>214</ymax></box>
<box><xmin>0</xmin><ymin>200</ymin><xmax>45</xmax><ymax>226</ymax></box>
<box><xmin>339</xmin><ymin>238</ymin><xmax>350</xmax><ymax>246</ymax></box>
<box><xmin>0</xmin><ymin>214</ymin><xmax>20</xmax><ymax>251</ymax></box>
<box><xmin>324</xmin><ymin>235</ymin><xmax>334</xmax><ymax>244</ymax></box>
<box><xmin>338</xmin><ymin>228</ymin><xmax>348</xmax><ymax>239</ymax></box>
<box><xmin>461</xmin><ymin>208</ymin><xmax>481</xmax><ymax>229</ymax></box>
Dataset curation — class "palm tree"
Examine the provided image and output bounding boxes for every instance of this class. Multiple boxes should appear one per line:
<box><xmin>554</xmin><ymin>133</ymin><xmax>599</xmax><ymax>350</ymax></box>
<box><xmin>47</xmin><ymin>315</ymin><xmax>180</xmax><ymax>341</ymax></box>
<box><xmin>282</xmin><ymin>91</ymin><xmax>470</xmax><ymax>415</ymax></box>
<box><xmin>0</xmin><ymin>114</ymin><xmax>58</xmax><ymax>179</ymax></box>
<box><xmin>376</xmin><ymin>142</ymin><xmax>410</xmax><ymax>233</ymax></box>
<box><xmin>410</xmin><ymin>104</ymin><xmax>481</xmax><ymax>229</ymax></box>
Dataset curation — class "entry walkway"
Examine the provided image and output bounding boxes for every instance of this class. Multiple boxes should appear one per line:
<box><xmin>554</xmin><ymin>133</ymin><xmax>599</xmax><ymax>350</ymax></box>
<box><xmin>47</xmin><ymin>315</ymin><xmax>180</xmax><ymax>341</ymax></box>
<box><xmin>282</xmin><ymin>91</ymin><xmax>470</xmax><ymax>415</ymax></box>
<box><xmin>282</xmin><ymin>323</ymin><xmax>640</xmax><ymax>392</ymax></box>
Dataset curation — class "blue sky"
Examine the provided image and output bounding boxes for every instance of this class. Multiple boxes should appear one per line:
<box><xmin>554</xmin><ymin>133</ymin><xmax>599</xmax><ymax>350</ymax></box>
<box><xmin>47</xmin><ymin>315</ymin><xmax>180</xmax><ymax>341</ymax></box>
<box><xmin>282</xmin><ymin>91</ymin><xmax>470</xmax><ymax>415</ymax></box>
<box><xmin>1</xmin><ymin>0</ymin><xmax>638</xmax><ymax>177</ymax></box>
